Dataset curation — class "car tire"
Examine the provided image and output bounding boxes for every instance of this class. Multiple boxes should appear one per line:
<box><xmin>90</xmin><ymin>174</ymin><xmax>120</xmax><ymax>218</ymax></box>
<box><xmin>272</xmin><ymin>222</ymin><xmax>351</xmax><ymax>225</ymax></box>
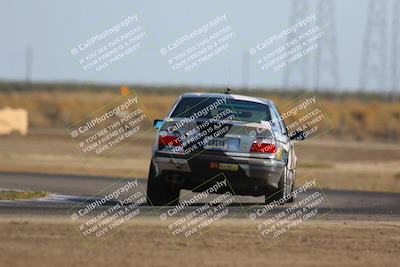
<box><xmin>265</xmin><ymin>168</ymin><xmax>289</xmax><ymax>204</ymax></box>
<box><xmin>286</xmin><ymin>182</ymin><xmax>295</xmax><ymax>203</ymax></box>
<box><xmin>146</xmin><ymin>162</ymin><xmax>180</xmax><ymax>206</ymax></box>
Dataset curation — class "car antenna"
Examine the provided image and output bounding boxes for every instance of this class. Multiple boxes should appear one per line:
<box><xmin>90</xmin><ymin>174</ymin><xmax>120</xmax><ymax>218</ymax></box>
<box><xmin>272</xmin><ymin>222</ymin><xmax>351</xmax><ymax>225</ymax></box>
<box><xmin>224</xmin><ymin>66</ymin><xmax>231</xmax><ymax>95</ymax></box>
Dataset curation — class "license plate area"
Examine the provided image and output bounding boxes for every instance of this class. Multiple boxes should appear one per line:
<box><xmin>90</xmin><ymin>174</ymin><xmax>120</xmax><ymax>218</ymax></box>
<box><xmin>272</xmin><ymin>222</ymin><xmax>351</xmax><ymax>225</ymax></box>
<box><xmin>204</xmin><ymin>138</ymin><xmax>239</xmax><ymax>151</ymax></box>
<box><xmin>209</xmin><ymin>162</ymin><xmax>239</xmax><ymax>171</ymax></box>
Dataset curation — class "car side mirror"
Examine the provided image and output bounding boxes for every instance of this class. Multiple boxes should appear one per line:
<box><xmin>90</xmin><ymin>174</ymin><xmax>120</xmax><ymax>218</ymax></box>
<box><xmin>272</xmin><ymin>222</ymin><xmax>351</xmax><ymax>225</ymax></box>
<box><xmin>153</xmin><ymin>119</ymin><xmax>164</xmax><ymax>130</ymax></box>
<box><xmin>289</xmin><ymin>130</ymin><xmax>306</xmax><ymax>141</ymax></box>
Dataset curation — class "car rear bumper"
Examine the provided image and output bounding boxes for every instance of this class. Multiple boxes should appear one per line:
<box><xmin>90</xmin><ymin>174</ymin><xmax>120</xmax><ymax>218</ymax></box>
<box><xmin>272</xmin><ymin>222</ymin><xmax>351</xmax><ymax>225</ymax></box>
<box><xmin>153</xmin><ymin>151</ymin><xmax>285</xmax><ymax>196</ymax></box>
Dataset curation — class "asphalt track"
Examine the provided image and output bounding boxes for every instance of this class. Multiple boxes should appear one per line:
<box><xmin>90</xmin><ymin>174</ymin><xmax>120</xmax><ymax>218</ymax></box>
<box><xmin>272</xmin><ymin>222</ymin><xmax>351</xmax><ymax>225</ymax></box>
<box><xmin>0</xmin><ymin>172</ymin><xmax>399</xmax><ymax>221</ymax></box>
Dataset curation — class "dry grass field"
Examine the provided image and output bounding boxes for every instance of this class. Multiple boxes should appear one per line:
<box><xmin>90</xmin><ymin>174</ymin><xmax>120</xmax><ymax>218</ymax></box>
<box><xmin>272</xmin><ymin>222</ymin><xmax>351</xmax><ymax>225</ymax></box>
<box><xmin>0</xmin><ymin>86</ymin><xmax>399</xmax><ymax>142</ymax></box>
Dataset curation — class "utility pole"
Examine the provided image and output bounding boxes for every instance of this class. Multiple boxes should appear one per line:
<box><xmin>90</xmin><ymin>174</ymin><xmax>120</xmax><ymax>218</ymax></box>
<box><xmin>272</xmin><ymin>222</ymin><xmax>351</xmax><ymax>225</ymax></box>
<box><xmin>359</xmin><ymin>0</ymin><xmax>388</xmax><ymax>92</ymax></box>
<box><xmin>391</xmin><ymin>0</ymin><xmax>400</xmax><ymax>94</ymax></box>
<box><xmin>314</xmin><ymin>0</ymin><xmax>339</xmax><ymax>94</ymax></box>
<box><xmin>242</xmin><ymin>53</ymin><xmax>249</xmax><ymax>90</ymax></box>
<box><xmin>25</xmin><ymin>45</ymin><xmax>32</xmax><ymax>92</ymax></box>
<box><xmin>388</xmin><ymin>0</ymin><xmax>400</xmax><ymax>142</ymax></box>
<box><xmin>284</xmin><ymin>0</ymin><xmax>311</xmax><ymax>91</ymax></box>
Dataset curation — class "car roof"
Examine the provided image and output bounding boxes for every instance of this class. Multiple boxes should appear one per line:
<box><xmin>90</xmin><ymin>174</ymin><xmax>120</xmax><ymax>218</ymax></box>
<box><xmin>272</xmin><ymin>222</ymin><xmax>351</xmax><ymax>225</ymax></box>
<box><xmin>181</xmin><ymin>92</ymin><xmax>274</xmax><ymax>106</ymax></box>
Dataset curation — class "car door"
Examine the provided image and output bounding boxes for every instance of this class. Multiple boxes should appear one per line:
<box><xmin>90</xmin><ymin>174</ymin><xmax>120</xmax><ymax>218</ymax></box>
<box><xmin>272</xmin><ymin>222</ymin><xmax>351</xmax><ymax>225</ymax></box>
<box><xmin>275</xmin><ymin>104</ymin><xmax>298</xmax><ymax>188</ymax></box>
<box><xmin>269</xmin><ymin>105</ymin><xmax>295</xmax><ymax>193</ymax></box>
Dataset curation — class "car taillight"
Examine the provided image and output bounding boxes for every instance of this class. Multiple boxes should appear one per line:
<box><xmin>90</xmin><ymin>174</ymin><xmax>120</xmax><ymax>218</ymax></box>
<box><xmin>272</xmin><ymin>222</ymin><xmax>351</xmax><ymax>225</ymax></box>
<box><xmin>158</xmin><ymin>131</ymin><xmax>182</xmax><ymax>151</ymax></box>
<box><xmin>250</xmin><ymin>141</ymin><xmax>276</xmax><ymax>153</ymax></box>
<box><xmin>159</xmin><ymin>135</ymin><xmax>181</xmax><ymax>147</ymax></box>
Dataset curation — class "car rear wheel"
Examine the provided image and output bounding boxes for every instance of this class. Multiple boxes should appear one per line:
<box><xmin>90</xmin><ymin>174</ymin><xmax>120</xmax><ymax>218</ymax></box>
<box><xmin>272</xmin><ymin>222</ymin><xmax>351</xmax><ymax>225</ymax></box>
<box><xmin>146</xmin><ymin>162</ymin><xmax>180</xmax><ymax>206</ymax></box>
<box><xmin>265</xmin><ymin>168</ymin><xmax>292</xmax><ymax>204</ymax></box>
<box><xmin>286</xmin><ymin>176</ymin><xmax>296</xmax><ymax>203</ymax></box>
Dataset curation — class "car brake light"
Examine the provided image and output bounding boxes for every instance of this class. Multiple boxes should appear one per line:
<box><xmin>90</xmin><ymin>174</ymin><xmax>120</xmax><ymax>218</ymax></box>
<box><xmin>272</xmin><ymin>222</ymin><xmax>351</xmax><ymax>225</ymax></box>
<box><xmin>158</xmin><ymin>135</ymin><xmax>181</xmax><ymax>147</ymax></box>
<box><xmin>250</xmin><ymin>141</ymin><xmax>276</xmax><ymax>153</ymax></box>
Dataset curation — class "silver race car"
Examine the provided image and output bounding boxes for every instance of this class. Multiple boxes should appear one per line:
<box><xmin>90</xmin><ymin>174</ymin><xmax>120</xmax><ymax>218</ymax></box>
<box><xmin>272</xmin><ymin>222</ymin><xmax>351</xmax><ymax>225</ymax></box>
<box><xmin>147</xmin><ymin>92</ymin><xmax>305</xmax><ymax>206</ymax></box>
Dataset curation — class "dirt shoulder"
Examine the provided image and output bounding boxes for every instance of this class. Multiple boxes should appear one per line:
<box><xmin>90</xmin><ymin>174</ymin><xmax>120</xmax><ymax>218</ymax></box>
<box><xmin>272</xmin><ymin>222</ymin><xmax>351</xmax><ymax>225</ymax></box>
<box><xmin>0</xmin><ymin>217</ymin><xmax>399</xmax><ymax>267</ymax></box>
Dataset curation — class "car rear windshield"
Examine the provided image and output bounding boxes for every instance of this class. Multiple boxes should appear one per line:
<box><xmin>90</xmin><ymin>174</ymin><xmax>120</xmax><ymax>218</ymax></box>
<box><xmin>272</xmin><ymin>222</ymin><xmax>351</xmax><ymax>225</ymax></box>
<box><xmin>170</xmin><ymin>97</ymin><xmax>271</xmax><ymax>123</ymax></box>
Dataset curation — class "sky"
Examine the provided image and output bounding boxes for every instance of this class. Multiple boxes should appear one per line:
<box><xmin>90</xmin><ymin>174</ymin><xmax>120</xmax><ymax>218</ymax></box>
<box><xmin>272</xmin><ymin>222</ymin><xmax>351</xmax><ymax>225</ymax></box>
<box><xmin>0</xmin><ymin>0</ymin><xmax>395</xmax><ymax>92</ymax></box>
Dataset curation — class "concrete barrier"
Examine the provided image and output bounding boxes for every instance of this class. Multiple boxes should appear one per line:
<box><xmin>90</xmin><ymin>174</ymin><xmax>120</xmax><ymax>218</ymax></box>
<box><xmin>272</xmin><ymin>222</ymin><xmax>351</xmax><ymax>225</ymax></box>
<box><xmin>0</xmin><ymin>108</ymin><xmax>28</xmax><ymax>135</ymax></box>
